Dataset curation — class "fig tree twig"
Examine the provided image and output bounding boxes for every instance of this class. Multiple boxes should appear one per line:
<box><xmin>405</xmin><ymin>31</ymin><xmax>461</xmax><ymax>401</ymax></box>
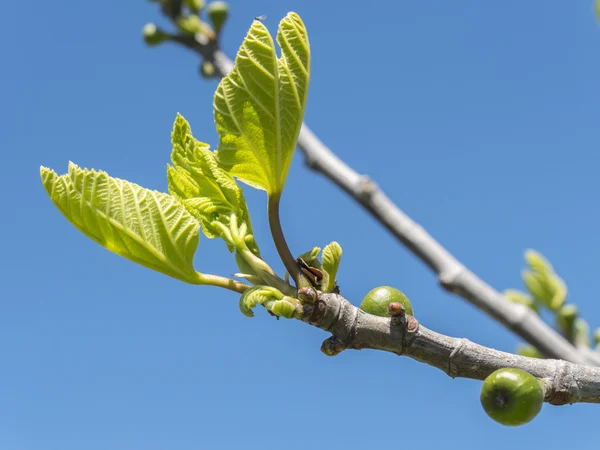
<box><xmin>305</xmin><ymin>292</ymin><xmax>600</xmax><ymax>405</ymax></box>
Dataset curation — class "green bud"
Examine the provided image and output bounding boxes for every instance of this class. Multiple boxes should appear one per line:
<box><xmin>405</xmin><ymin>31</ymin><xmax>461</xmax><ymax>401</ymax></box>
<box><xmin>200</xmin><ymin>61</ymin><xmax>216</xmax><ymax>78</ymax></box>
<box><xmin>267</xmin><ymin>296</ymin><xmax>299</xmax><ymax>319</ymax></box>
<box><xmin>521</xmin><ymin>250</ymin><xmax>567</xmax><ymax>311</ymax></box>
<box><xmin>239</xmin><ymin>285</ymin><xmax>283</xmax><ymax>317</ymax></box>
<box><xmin>524</xmin><ymin>249</ymin><xmax>552</xmax><ymax>274</ymax></box>
<box><xmin>480</xmin><ymin>368</ymin><xmax>544</xmax><ymax>426</ymax></box>
<box><xmin>516</xmin><ymin>344</ymin><xmax>542</xmax><ymax>359</ymax></box>
<box><xmin>594</xmin><ymin>328</ymin><xmax>600</xmax><ymax>346</ymax></box>
<box><xmin>298</xmin><ymin>247</ymin><xmax>321</xmax><ymax>266</ymax></box>
<box><xmin>556</xmin><ymin>304</ymin><xmax>577</xmax><ymax>337</ymax></box>
<box><xmin>547</xmin><ymin>274</ymin><xmax>567</xmax><ymax>311</ymax></box>
<box><xmin>522</xmin><ymin>270</ymin><xmax>566</xmax><ymax>311</ymax></box>
<box><xmin>185</xmin><ymin>0</ymin><xmax>205</xmax><ymax>14</ymax></box>
<box><xmin>176</xmin><ymin>15</ymin><xmax>208</xmax><ymax>35</ymax></box>
<box><xmin>207</xmin><ymin>1</ymin><xmax>229</xmax><ymax>34</ymax></box>
<box><xmin>360</xmin><ymin>286</ymin><xmax>414</xmax><ymax>317</ymax></box>
<box><xmin>142</xmin><ymin>23</ymin><xmax>170</xmax><ymax>46</ymax></box>
<box><xmin>503</xmin><ymin>289</ymin><xmax>538</xmax><ymax>313</ymax></box>
<box><xmin>575</xmin><ymin>319</ymin><xmax>590</xmax><ymax>348</ymax></box>
<box><xmin>522</xmin><ymin>270</ymin><xmax>548</xmax><ymax>302</ymax></box>
<box><xmin>321</xmin><ymin>336</ymin><xmax>345</xmax><ymax>357</ymax></box>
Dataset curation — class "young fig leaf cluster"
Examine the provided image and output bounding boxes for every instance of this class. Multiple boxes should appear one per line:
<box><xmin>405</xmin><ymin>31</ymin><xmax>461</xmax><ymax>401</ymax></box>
<box><xmin>504</xmin><ymin>250</ymin><xmax>598</xmax><ymax>356</ymax></box>
<box><xmin>42</xmin><ymin>13</ymin><xmax>338</xmax><ymax>320</ymax></box>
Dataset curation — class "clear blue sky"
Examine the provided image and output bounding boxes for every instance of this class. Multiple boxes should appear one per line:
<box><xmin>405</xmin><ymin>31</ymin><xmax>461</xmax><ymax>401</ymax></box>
<box><xmin>2</xmin><ymin>1</ymin><xmax>599</xmax><ymax>449</ymax></box>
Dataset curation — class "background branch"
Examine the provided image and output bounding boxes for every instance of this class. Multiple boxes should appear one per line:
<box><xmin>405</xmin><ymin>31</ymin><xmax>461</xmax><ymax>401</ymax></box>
<box><xmin>152</xmin><ymin>13</ymin><xmax>599</xmax><ymax>366</ymax></box>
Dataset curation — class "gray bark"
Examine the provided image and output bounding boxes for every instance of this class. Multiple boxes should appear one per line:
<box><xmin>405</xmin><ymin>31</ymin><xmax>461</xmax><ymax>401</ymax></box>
<box><xmin>305</xmin><ymin>292</ymin><xmax>600</xmax><ymax>405</ymax></box>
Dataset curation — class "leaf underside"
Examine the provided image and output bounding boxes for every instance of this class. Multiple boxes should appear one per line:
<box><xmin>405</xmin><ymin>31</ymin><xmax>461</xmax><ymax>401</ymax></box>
<box><xmin>41</xmin><ymin>163</ymin><xmax>201</xmax><ymax>283</ymax></box>
<box><xmin>214</xmin><ymin>12</ymin><xmax>310</xmax><ymax>195</ymax></box>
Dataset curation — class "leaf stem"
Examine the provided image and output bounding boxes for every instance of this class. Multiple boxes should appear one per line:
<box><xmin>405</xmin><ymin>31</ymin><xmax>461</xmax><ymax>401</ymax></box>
<box><xmin>267</xmin><ymin>194</ymin><xmax>309</xmax><ymax>287</ymax></box>
<box><xmin>196</xmin><ymin>273</ymin><xmax>251</xmax><ymax>293</ymax></box>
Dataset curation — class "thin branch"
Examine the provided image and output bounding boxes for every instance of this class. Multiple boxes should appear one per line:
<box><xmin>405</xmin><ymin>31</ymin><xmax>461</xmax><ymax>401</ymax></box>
<box><xmin>154</xmin><ymin>23</ymin><xmax>600</xmax><ymax>366</ymax></box>
<box><xmin>304</xmin><ymin>292</ymin><xmax>600</xmax><ymax>405</ymax></box>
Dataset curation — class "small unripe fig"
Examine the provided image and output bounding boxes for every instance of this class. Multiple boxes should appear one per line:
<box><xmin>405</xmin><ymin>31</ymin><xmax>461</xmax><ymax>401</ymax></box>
<box><xmin>480</xmin><ymin>368</ymin><xmax>544</xmax><ymax>426</ymax></box>
<box><xmin>207</xmin><ymin>1</ymin><xmax>229</xmax><ymax>34</ymax></box>
<box><xmin>360</xmin><ymin>286</ymin><xmax>413</xmax><ymax>317</ymax></box>
<box><xmin>176</xmin><ymin>15</ymin><xmax>207</xmax><ymax>35</ymax></box>
<box><xmin>185</xmin><ymin>0</ymin><xmax>204</xmax><ymax>14</ymax></box>
<box><xmin>142</xmin><ymin>23</ymin><xmax>170</xmax><ymax>46</ymax></box>
<box><xmin>200</xmin><ymin>61</ymin><xmax>216</xmax><ymax>78</ymax></box>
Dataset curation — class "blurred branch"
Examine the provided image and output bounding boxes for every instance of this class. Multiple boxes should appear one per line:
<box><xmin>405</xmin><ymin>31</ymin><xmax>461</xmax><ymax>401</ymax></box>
<box><xmin>146</xmin><ymin>5</ymin><xmax>600</xmax><ymax>366</ymax></box>
<box><xmin>305</xmin><ymin>292</ymin><xmax>600</xmax><ymax>405</ymax></box>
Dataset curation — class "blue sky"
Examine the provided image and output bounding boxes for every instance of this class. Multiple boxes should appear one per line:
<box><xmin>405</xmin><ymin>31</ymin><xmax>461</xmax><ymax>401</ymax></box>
<box><xmin>2</xmin><ymin>0</ymin><xmax>599</xmax><ymax>449</ymax></box>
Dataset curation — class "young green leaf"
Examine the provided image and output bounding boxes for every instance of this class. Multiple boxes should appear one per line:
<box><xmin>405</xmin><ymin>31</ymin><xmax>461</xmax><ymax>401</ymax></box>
<box><xmin>214</xmin><ymin>12</ymin><xmax>310</xmax><ymax>196</ymax></box>
<box><xmin>524</xmin><ymin>249</ymin><xmax>552</xmax><ymax>274</ymax></box>
<box><xmin>239</xmin><ymin>285</ymin><xmax>301</xmax><ymax>318</ymax></box>
<box><xmin>41</xmin><ymin>162</ymin><xmax>202</xmax><ymax>284</ymax></box>
<box><xmin>298</xmin><ymin>247</ymin><xmax>321</xmax><ymax>266</ymax></box>
<box><xmin>521</xmin><ymin>250</ymin><xmax>567</xmax><ymax>311</ymax></box>
<box><xmin>322</xmin><ymin>241</ymin><xmax>342</xmax><ymax>293</ymax></box>
<box><xmin>167</xmin><ymin>114</ymin><xmax>258</xmax><ymax>253</ymax></box>
<box><xmin>503</xmin><ymin>289</ymin><xmax>538</xmax><ymax>313</ymax></box>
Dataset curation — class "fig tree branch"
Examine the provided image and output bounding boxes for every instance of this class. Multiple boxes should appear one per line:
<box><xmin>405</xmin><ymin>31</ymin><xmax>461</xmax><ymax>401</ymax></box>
<box><xmin>305</xmin><ymin>292</ymin><xmax>600</xmax><ymax>405</ymax></box>
<box><xmin>153</xmin><ymin>18</ymin><xmax>600</xmax><ymax>366</ymax></box>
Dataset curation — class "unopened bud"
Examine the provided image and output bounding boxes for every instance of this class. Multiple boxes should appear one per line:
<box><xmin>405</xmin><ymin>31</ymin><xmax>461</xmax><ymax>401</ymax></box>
<box><xmin>176</xmin><ymin>15</ymin><xmax>208</xmax><ymax>35</ymax></box>
<box><xmin>142</xmin><ymin>23</ymin><xmax>170</xmax><ymax>46</ymax></box>
<box><xmin>297</xmin><ymin>286</ymin><xmax>317</xmax><ymax>304</ymax></box>
<box><xmin>200</xmin><ymin>61</ymin><xmax>216</xmax><ymax>78</ymax></box>
<box><xmin>387</xmin><ymin>302</ymin><xmax>405</xmax><ymax>317</ymax></box>
<box><xmin>207</xmin><ymin>1</ymin><xmax>229</xmax><ymax>34</ymax></box>
<box><xmin>185</xmin><ymin>0</ymin><xmax>205</xmax><ymax>14</ymax></box>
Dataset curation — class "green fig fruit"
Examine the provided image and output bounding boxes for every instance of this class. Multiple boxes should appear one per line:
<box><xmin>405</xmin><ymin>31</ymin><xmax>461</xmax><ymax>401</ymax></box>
<box><xmin>360</xmin><ymin>286</ymin><xmax>413</xmax><ymax>317</ymax></box>
<box><xmin>200</xmin><ymin>61</ymin><xmax>216</xmax><ymax>78</ymax></box>
<box><xmin>185</xmin><ymin>0</ymin><xmax>204</xmax><ymax>14</ymax></box>
<box><xmin>480</xmin><ymin>368</ymin><xmax>544</xmax><ymax>426</ymax></box>
<box><xmin>176</xmin><ymin>15</ymin><xmax>208</xmax><ymax>35</ymax></box>
<box><xmin>142</xmin><ymin>23</ymin><xmax>170</xmax><ymax>46</ymax></box>
<box><xmin>207</xmin><ymin>1</ymin><xmax>229</xmax><ymax>34</ymax></box>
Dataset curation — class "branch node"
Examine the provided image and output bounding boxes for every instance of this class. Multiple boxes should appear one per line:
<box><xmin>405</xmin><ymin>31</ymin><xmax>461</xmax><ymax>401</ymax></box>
<box><xmin>438</xmin><ymin>267</ymin><xmax>465</xmax><ymax>293</ymax></box>
<box><xmin>547</xmin><ymin>361</ymin><xmax>578</xmax><ymax>405</ymax></box>
<box><xmin>298</xmin><ymin>287</ymin><xmax>318</xmax><ymax>304</ymax></box>
<box><xmin>357</xmin><ymin>175</ymin><xmax>377</xmax><ymax>200</ymax></box>
<box><xmin>447</xmin><ymin>338</ymin><xmax>470</xmax><ymax>378</ymax></box>
<box><xmin>304</xmin><ymin>155</ymin><xmax>318</xmax><ymax>170</ymax></box>
<box><xmin>406</xmin><ymin>315</ymin><xmax>420</xmax><ymax>333</ymax></box>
